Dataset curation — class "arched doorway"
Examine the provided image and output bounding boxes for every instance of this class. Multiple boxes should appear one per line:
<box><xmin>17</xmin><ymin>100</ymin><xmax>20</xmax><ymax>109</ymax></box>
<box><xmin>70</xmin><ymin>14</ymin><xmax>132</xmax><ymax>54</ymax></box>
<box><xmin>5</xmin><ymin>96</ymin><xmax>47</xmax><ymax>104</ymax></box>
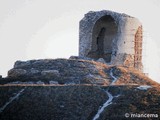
<box><xmin>87</xmin><ymin>15</ymin><xmax>118</xmax><ymax>63</ymax></box>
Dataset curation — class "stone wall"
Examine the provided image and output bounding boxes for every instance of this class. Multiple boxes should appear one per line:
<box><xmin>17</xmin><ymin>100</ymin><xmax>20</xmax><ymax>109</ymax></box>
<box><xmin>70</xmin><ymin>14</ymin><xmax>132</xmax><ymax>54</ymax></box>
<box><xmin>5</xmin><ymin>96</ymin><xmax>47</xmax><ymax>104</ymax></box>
<box><xmin>79</xmin><ymin>10</ymin><xmax>143</xmax><ymax>72</ymax></box>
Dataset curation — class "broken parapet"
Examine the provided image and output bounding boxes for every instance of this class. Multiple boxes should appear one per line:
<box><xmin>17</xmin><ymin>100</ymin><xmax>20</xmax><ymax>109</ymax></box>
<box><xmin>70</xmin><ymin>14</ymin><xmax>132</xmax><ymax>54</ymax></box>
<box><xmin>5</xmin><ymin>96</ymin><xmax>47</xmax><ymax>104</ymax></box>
<box><xmin>79</xmin><ymin>10</ymin><xmax>143</xmax><ymax>72</ymax></box>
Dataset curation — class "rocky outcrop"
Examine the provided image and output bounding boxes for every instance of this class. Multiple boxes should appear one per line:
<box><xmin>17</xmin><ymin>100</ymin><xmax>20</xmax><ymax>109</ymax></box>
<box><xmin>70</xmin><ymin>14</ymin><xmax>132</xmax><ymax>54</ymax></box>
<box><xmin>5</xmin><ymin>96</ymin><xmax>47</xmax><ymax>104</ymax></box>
<box><xmin>41</xmin><ymin>70</ymin><xmax>60</xmax><ymax>79</ymax></box>
<box><xmin>6</xmin><ymin>58</ymin><xmax>111</xmax><ymax>85</ymax></box>
<box><xmin>8</xmin><ymin>69</ymin><xmax>27</xmax><ymax>78</ymax></box>
<box><xmin>4</xmin><ymin>58</ymin><xmax>158</xmax><ymax>86</ymax></box>
<box><xmin>0</xmin><ymin>58</ymin><xmax>159</xmax><ymax>120</ymax></box>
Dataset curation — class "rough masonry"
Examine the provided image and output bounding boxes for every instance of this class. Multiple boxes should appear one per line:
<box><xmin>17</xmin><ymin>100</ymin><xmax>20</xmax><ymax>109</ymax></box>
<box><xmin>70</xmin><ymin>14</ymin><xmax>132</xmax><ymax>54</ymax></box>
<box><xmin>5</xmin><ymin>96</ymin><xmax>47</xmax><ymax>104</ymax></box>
<box><xmin>79</xmin><ymin>10</ymin><xmax>143</xmax><ymax>72</ymax></box>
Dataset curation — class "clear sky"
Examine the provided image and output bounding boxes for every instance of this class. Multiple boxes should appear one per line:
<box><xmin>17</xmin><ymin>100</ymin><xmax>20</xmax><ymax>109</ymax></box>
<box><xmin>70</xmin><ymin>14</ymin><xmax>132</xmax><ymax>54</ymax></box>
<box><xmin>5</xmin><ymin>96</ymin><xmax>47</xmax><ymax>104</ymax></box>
<box><xmin>0</xmin><ymin>0</ymin><xmax>160</xmax><ymax>83</ymax></box>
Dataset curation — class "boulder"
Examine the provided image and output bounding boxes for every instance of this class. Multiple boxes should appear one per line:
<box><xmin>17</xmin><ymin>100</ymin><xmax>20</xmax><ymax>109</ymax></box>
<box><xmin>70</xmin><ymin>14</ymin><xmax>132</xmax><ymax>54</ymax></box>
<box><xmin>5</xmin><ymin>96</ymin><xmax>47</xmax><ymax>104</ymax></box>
<box><xmin>14</xmin><ymin>60</ymin><xmax>31</xmax><ymax>68</ymax></box>
<box><xmin>8</xmin><ymin>69</ymin><xmax>27</xmax><ymax>78</ymax></box>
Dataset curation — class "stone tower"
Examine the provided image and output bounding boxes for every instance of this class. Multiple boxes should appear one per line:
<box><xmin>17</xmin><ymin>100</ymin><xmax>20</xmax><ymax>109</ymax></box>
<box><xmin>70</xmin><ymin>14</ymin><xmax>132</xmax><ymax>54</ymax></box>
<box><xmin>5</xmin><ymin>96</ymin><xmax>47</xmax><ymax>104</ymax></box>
<box><xmin>79</xmin><ymin>10</ymin><xmax>143</xmax><ymax>72</ymax></box>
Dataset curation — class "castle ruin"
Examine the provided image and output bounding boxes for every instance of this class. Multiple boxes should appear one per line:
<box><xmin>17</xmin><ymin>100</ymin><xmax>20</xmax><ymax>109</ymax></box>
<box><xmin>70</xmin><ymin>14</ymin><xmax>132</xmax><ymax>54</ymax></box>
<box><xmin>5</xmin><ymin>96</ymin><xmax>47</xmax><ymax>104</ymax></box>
<box><xmin>79</xmin><ymin>10</ymin><xmax>143</xmax><ymax>72</ymax></box>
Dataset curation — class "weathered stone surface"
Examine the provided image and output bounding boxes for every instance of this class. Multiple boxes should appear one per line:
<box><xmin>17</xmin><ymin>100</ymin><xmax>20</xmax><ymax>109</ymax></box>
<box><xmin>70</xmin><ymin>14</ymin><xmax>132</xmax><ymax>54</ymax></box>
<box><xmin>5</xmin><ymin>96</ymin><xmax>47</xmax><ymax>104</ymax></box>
<box><xmin>30</xmin><ymin>68</ymin><xmax>40</xmax><ymax>74</ymax></box>
<box><xmin>6</xmin><ymin>58</ymin><xmax>111</xmax><ymax>85</ymax></box>
<box><xmin>41</xmin><ymin>70</ymin><xmax>60</xmax><ymax>79</ymax></box>
<box><xmin>8</xmin><ymin>69</ymin><xmax>27</xmax><ymax>78</ymax></box>
<box><xmin>0</xmin><ymin>58</ymin><xmax>159</xmax><ymax>120</ymax></box>
<box><xmin>14</xmin><ymin>60</ymin><xmax>31</xmax><ymax>68</ymax></box>
<box><xmin>1</xmin><ymin>59</ymin><xmax>160</xmax><ymax>120</ymax></box>
<box><xmin>79</xmin><ymin>10</ymin><xmax>143</xmax><ymax>72</ymax></box>
<box><xmin>4</xmin><ymin>58</ymin><xmax>158</xmax><ymax>86</ymax></box>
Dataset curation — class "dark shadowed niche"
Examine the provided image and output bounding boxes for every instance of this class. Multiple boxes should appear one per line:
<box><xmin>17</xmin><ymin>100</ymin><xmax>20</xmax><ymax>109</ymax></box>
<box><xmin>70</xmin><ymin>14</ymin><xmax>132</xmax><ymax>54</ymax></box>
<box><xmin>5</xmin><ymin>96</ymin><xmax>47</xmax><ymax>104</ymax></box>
<box><xmin>87</xmin><ymin>15</ymin><xmax>118</xmax><ymax>63</ymax></box>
